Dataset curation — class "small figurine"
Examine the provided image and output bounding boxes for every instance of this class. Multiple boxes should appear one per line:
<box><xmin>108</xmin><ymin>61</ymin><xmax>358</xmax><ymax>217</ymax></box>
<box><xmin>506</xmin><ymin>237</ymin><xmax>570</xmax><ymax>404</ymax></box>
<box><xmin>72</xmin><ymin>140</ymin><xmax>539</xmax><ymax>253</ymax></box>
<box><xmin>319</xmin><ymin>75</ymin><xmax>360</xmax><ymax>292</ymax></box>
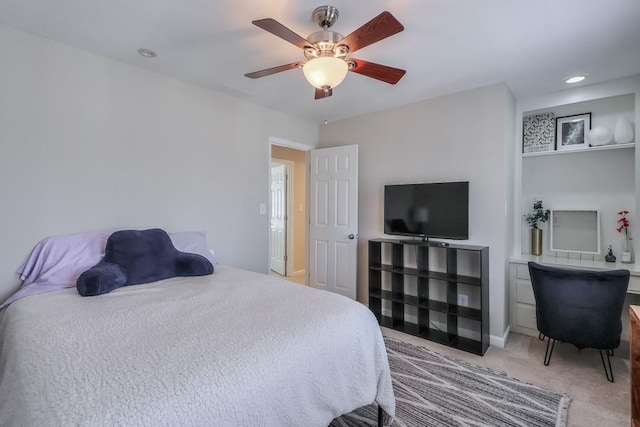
<box><xmin>605</xmin><ymin>245</ymin><xmax>616</xmax><ymax>263</ymax></box>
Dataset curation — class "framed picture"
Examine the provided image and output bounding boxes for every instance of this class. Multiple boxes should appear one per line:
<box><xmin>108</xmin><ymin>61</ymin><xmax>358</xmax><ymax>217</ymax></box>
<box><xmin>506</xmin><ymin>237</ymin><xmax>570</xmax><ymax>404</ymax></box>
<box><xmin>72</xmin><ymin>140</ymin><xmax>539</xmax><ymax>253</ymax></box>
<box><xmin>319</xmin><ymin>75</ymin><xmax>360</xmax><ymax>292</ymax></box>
<box><xmin>523</xmin><ymin>113</ymin><xmax>555</xmax><ymax>154</ymax></box>
<box><xmin>555</xmin><ymin>113</ymin><xmax>591</xmax><ymax>151</ymax></box>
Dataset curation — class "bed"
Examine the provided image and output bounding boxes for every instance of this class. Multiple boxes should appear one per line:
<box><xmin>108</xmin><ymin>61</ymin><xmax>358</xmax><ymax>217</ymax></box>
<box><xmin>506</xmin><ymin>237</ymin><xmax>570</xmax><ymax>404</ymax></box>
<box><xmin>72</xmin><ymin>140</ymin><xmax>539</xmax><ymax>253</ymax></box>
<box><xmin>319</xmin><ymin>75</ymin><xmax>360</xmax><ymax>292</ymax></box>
<box><xmin>0</xmin><ymin>263</ymin><xmax>395</xmax><ymax>426</ymax></box>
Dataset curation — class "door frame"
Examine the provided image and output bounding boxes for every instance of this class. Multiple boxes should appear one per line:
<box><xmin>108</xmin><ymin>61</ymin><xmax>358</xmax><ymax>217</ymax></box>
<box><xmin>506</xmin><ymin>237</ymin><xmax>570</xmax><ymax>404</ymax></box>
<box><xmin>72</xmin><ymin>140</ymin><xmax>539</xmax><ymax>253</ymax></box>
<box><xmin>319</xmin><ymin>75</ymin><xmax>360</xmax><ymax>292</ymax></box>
<box><xmin>268</xmin><ymin>137</ymin><xmax>313</xmax><ymax>280</ymax></box>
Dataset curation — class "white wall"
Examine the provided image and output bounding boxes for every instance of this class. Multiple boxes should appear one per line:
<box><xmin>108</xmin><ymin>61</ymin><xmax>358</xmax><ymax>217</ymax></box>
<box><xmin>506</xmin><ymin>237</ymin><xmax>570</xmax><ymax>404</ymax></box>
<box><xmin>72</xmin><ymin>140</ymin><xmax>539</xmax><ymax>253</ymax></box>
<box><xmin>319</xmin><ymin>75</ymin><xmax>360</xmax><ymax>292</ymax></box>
<box><xmin>0</xmin><ymin>23</ymin><xmax>319</xmax><ymax>303</ymax></box>
<box><xmin>318</xmin><ymin>83</ymin><xmax>515</xmax><ymax>341</ymax></box>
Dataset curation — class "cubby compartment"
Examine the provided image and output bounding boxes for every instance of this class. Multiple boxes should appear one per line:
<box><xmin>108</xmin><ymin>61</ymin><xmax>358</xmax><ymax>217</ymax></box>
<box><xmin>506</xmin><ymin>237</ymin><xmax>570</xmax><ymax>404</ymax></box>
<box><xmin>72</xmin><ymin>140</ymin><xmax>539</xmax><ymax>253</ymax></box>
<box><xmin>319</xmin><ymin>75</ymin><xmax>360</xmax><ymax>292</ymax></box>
<box><xmin>368</xmin><ymin>238</ymin><xmax>489</xmax><ymax>355</ymax></box>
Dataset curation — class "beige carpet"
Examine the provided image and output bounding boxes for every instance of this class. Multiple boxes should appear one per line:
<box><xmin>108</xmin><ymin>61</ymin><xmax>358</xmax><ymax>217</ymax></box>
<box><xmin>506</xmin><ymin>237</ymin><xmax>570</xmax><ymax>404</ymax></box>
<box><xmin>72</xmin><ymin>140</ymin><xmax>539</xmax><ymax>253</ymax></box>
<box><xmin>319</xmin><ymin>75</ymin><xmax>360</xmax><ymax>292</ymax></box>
<box><xmin>271</xmin><ymin>271</ymin><xmax>306</xmax><ymax>285</ymax></box>
<box><xmin>382</xmin><ymin>327</ymin><xmax>629</xmax><ymax>427</ymax></box>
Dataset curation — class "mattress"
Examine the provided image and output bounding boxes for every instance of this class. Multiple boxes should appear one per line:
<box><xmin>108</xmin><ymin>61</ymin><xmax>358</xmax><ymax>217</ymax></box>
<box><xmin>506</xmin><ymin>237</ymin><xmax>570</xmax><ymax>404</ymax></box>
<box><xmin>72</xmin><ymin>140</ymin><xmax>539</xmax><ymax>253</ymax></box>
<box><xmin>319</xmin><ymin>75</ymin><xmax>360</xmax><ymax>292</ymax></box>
<box><xmin>0</xmin><ymin>265</ymin><xmax>394</xmax><ymax>426</ymax></box>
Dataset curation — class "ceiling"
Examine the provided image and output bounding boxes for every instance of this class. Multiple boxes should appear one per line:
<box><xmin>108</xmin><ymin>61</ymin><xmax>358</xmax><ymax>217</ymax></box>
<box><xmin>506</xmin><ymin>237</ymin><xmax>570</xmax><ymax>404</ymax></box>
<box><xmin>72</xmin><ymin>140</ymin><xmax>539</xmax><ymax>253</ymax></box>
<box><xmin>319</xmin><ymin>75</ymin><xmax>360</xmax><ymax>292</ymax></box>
<box><xmin>2</xmin><ymin>0</ymin><xmax>640</xmax><ymax>124</ymax></box>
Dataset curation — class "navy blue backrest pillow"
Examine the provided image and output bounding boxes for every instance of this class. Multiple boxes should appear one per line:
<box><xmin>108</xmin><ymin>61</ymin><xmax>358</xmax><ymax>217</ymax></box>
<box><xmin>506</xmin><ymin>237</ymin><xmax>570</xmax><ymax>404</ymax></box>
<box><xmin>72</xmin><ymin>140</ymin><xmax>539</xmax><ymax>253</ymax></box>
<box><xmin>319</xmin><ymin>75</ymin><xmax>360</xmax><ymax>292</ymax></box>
<box><xmin>76</xmin><ymin>228</ymin><xmax>213</xmax><ymax>296</ymax></box>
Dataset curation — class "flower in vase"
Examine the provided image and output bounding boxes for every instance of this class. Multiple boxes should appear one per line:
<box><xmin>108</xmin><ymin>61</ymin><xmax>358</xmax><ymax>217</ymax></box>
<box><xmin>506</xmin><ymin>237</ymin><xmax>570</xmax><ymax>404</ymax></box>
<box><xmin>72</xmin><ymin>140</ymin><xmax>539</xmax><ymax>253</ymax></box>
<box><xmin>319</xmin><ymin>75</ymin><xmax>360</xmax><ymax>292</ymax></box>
<box><xmin>617</xmin><ymin>210</ymin><xmax>630</xmax><ymax>237</ymax></box>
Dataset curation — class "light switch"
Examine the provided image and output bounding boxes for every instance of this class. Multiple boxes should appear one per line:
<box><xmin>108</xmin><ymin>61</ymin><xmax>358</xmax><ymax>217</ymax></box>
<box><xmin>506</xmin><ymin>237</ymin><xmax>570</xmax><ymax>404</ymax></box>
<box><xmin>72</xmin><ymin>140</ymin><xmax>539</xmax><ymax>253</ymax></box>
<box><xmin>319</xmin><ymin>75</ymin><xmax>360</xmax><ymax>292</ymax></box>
<box><xmin>259</xmin><ymin>203</ymin><xmax>266</xmax><ymax>215</ymax></box>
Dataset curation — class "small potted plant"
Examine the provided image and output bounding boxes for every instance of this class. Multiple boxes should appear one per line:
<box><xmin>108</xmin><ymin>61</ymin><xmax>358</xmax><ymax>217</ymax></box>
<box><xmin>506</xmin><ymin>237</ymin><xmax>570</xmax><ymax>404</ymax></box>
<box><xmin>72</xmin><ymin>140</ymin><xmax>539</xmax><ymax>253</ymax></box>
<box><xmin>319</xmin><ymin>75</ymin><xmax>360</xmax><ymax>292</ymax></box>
<box><xmin>524</xmin><ymin>199</ymin><xmax>550</xmax><ymax>256</ymax></box>
<box><xmin>605</xmin><ymin>245</ymin><xmax>616</xmax><ymax>263</ymax></box>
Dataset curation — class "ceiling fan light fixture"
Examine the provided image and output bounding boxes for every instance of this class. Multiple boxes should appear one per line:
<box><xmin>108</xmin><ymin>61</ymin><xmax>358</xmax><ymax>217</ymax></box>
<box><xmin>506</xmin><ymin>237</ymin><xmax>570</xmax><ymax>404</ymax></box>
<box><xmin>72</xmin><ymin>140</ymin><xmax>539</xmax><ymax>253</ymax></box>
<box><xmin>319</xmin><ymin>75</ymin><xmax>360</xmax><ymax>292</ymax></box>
<box><xmin>302</xmin><ymin>56</ymin><xmax>348</xmax><ymax>89</ymax></box>
<box><xmin>246</xmin><ymin>8</ymin><xmax>405</xmax><ymax>99</ymax></box>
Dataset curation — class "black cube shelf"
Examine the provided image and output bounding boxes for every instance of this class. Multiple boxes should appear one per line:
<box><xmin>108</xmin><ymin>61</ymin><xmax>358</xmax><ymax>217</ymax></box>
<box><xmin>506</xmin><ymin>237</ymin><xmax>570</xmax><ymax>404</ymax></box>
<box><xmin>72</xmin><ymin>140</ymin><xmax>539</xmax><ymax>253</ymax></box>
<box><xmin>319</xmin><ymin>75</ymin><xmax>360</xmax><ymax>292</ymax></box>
<box><xmin>368</xmin><ymin>238</ymin><xmax>489</xmax><ymax>355</ymax></box>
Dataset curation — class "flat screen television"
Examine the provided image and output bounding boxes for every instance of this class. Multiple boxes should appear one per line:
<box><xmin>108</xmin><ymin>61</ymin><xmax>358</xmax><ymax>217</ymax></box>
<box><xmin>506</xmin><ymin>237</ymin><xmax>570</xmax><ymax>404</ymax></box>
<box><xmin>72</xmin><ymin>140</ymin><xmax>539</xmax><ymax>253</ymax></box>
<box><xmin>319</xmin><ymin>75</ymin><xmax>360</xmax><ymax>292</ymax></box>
<box><xmin>384</xmin><ymin>181</ymin><xmax>469</xmax><ymax>241</ymax></box>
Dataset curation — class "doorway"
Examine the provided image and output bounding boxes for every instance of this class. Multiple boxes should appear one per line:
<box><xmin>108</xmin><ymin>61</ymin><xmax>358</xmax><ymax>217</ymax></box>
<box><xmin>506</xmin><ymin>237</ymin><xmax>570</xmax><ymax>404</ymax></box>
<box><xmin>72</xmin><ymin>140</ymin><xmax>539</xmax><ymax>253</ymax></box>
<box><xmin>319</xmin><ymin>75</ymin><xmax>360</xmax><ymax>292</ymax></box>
<box><xmin>270</xmin><ymin>142</ymin><xmax>308</xmax><ymax>285</ymax></box>
<box><xmin>270</xmin><ymin>161</ymin><xmax>289</xmax><ymax>276</ymax></box>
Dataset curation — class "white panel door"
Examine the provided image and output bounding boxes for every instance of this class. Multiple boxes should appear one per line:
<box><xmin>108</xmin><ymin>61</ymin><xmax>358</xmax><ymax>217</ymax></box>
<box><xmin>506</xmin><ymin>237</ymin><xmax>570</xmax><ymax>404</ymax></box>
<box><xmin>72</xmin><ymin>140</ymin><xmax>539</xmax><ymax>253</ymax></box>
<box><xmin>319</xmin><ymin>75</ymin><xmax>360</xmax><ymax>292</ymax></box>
<box><xmin>309</xmin><ymin>145</ymin><xmax>358</xmax><ymax>300</ymax></box>
<box><xmin>270</xmin><ymin>163</ymin><xmax>286</xmax><ymax>275</ymax></box>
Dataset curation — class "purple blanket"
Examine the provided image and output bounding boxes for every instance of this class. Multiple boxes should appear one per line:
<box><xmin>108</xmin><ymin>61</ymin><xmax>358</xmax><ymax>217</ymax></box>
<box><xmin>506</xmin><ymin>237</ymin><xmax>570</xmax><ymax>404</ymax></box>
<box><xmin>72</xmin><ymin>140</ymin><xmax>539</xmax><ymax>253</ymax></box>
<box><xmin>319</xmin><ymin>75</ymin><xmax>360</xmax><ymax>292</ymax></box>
<box><xmin>1</xmin><ymin>231</ymin><xmax>109</xmax><ymax>309</ymax></box>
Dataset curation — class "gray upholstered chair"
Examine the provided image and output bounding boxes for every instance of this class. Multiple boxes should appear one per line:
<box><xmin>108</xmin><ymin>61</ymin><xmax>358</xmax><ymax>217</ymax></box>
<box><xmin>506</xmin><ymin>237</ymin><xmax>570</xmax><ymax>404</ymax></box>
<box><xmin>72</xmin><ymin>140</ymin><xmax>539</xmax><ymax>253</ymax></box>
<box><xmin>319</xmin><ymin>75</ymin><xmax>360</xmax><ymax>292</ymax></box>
<box><xmin>527</xmin><ymin>261</ymin><xmax>630</xmax><ymax>382</ymax></box>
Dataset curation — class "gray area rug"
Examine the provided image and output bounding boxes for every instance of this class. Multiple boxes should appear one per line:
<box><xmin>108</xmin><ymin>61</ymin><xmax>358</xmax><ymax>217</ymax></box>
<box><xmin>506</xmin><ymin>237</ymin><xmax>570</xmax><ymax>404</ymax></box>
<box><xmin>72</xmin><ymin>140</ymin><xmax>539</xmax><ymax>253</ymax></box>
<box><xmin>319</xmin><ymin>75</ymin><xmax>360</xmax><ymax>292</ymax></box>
<box><xmin>331</xmin><ymin>337</ymin><xmax>571</xmax><ymax>427</ymax></box>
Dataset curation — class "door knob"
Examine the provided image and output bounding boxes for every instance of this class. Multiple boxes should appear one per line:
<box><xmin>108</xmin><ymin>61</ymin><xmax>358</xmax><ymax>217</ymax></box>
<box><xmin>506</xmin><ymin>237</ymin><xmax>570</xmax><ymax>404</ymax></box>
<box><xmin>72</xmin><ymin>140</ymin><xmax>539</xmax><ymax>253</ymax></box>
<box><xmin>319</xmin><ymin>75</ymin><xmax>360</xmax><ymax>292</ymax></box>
<box><xmin>348</xmin><ymin>234</ymin><xmax>357</xmax><ymax>240</ymax></box>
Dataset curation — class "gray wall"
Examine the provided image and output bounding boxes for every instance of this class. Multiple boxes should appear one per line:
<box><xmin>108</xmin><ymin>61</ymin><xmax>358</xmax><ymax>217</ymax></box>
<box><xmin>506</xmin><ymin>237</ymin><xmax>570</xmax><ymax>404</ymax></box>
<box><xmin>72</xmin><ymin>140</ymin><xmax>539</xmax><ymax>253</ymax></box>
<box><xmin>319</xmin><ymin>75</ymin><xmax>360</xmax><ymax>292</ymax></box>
<box><xmin>0</xmin><ymin>23</ymin><xmax>319</xmax><ymax>302</ymax></box>
<box><xmin>318</xmin><ymin>84</ymin><xmax>516</xmax><ymax>341</ymax></box>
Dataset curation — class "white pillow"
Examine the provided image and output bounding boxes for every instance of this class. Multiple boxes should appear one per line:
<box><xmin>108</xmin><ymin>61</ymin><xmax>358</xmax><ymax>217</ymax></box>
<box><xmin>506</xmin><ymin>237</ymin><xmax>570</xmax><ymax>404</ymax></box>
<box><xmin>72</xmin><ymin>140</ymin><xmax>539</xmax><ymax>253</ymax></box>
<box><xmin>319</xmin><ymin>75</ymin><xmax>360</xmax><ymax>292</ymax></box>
<box><xmin>169</xmin><ymin>231</ymin><xmax>215</xmax><ymax>265</ymax></box>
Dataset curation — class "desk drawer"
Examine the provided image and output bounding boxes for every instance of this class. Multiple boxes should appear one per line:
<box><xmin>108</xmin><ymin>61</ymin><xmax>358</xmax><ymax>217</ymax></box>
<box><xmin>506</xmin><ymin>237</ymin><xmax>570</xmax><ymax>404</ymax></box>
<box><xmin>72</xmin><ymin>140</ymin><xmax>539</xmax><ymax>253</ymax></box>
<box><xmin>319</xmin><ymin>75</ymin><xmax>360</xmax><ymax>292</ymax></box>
<box><xmin>516</xmin><ymin>264</ymin><xmax>530</xmax><ymax>280</ymax></box>
<box><xmin>516</xmin><ymin>279</ymin><xmax>535</xmax><ymax>304</ymax></box>
<box><xmin>516</xmin><ymin>303</ymin><xmax>537</xmax><ymax>330</ymax></box>
<box><xmin>629</xmin><ymin>276</ymin><xmax>640</xmax><ymax>294</ymax></box>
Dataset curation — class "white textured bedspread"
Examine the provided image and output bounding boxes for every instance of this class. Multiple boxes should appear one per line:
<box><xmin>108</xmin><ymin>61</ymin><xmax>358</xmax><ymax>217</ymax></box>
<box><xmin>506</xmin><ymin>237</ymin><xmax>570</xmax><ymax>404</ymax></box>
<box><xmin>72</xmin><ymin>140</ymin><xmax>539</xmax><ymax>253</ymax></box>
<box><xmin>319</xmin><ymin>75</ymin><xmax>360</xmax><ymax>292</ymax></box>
<box><xmin>0</xmin><ymin>266</ymin><xmax>394</xmax><ymax>426</ymax></box>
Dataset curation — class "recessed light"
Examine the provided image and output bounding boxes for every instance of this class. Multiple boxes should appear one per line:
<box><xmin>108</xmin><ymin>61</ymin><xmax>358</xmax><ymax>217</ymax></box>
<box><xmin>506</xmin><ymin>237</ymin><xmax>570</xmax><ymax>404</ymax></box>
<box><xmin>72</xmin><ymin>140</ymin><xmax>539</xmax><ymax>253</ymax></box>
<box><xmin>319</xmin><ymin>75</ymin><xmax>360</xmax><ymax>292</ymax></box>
<box><xmin>565</xmin><ymin>75</ymin><xmax>586</xmax><ymax>84</ymax></box>
<box><xmin>137</xmin><ymin>48</ymin><xmax>157</xmax><ymax>58</ymax></box>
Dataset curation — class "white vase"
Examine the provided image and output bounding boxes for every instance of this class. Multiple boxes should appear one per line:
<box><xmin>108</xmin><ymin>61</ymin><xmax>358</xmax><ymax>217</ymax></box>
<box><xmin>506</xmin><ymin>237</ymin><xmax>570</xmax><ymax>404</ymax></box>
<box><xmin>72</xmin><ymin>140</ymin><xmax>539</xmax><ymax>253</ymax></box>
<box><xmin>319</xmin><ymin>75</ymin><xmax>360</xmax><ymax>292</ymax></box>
<box><xmin>622</xmin><ymin>235</ymin><xmax>632</xmax><ymax>263</ymax></box>
<box><xmin>614</xmin><ymin>116</ymin><xmax>634</xmax><ymax>144</ymax></box>
<box><xmin>586</xmin><ymin>126</ymin><xmax>613</xmax><ymax>146</ymax></box>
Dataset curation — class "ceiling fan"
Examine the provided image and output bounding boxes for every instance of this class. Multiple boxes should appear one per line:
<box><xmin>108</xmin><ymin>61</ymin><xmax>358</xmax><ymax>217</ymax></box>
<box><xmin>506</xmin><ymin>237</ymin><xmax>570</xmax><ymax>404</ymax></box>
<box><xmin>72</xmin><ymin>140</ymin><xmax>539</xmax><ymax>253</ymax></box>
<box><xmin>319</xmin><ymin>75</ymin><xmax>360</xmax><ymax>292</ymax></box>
<box><xmin>244</xmin><ymin>5</ymin><xmax>406</xmax><ymax>100</ymax></box>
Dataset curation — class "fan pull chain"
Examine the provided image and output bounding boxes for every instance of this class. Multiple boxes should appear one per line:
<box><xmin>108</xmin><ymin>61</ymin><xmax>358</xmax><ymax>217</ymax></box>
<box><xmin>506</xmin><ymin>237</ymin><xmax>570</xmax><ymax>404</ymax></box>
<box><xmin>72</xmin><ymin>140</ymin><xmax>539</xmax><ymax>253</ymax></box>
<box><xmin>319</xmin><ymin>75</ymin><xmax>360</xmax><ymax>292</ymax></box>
<box><xmin>323</xmin><ymin>90</ymin><xmax>329</xmax><ymax>125</ymax></box>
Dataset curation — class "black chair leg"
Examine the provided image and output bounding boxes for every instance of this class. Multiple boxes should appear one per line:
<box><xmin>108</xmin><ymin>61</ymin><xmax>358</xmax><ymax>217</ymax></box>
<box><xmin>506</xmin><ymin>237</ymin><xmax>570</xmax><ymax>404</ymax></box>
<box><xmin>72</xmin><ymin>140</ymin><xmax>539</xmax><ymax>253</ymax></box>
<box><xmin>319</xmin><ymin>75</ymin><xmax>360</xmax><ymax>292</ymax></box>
<box><xmin>538</xmin><ymin>332</ymin><xmax>545</xmax><ymax>341</ymax></box>
<box><xmin>599</xmin><ymin>350</ymin><xmax>615</xmax><ymax>382</ymax></box>
<box><xmin>378</xmin><ymin>404</ymin><xmax>383</xmax><ymax>427</ymax></box>
<box><xmin>543</xmin><ymin>338</ymin><xmax>556</xmax><ymax>366</ymax></box>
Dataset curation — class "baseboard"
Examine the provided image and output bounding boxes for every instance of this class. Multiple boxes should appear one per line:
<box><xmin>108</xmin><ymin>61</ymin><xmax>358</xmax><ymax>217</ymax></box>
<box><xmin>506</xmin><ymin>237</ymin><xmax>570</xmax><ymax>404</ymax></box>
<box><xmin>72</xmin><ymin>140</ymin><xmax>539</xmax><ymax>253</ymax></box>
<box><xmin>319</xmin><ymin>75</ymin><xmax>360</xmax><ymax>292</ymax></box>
<box><xmin>490</xmin><ymin>325</ymin><xmax>510</xmax><ymax>348</ymax></box>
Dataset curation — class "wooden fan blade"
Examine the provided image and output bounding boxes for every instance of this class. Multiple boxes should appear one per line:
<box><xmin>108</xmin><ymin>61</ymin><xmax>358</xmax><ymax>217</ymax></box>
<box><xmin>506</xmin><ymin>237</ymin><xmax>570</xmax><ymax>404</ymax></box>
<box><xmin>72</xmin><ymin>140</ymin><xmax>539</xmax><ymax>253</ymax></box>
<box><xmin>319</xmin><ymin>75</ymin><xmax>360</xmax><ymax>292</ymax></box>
<box><xmin>252</xmin><ymin>18</ymin><xmax>313</xmax><ymax>49</ymax></box>
<box><xmin>244</xmin><ymin>62</ymin><xmax>303</xmax><ymax>79</ymax></box>
<box><xmin>348</xmin><ymin>59</ymin><xmax>406</xmax><ymax>84</ymax></box>
<box><xmin>337</xmin><ymin>11</ymin><xmax>404</xmax><ymax>54</ymax></box>
<box><xmin>314</xmin><ymin>87</ymin><xmax>333</xmax><ymax>99</ymax></box>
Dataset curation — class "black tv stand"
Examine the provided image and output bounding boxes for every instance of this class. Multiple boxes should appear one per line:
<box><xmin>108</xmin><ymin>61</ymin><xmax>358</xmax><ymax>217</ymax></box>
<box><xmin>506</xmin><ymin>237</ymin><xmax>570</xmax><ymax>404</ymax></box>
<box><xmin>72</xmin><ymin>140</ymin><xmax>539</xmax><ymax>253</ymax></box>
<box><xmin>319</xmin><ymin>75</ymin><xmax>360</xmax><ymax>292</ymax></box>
<box><xmin>399</xmin><ymin>237</ymin><xmax>451</xmax><ymax>247</ymax></box>
<box><xmin>399</xmin><ymin>237</ymin><xmax>427</xmax><ymax>244</ymax></box>
<box><xmin>368</xmin><ymin>238</ymin><xmax>489</xmax><ymax>355</ymax></box>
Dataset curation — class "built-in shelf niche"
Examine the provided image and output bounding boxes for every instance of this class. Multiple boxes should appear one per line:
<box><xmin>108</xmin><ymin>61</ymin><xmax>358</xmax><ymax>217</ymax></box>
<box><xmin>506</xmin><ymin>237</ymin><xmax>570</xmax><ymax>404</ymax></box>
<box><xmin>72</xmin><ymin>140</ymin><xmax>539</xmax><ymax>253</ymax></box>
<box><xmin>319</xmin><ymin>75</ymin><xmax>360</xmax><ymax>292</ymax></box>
<box><xmin>522</xmin><ymin>93</ymin><xmax>636</xmax><ymax>157</ymax></box>
<box><xmin>520</xmin><ymin>92</ymin><xmax>636</xmax><ymax>260</ymax></box>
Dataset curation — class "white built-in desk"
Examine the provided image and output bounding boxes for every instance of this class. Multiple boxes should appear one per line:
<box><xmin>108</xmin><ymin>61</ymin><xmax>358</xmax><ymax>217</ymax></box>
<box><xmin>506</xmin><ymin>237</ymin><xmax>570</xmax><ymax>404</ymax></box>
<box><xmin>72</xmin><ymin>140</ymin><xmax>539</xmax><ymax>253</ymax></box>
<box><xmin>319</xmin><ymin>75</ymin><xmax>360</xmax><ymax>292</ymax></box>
<box><xmin>510</xmin><ymin>255</ymin><xmax>640</xmax><ymax>293</ymax></box>
<box><xmin>509</xmin><ymin>255</ymin><xmax>640</xmax><ymax>337</ymax></box>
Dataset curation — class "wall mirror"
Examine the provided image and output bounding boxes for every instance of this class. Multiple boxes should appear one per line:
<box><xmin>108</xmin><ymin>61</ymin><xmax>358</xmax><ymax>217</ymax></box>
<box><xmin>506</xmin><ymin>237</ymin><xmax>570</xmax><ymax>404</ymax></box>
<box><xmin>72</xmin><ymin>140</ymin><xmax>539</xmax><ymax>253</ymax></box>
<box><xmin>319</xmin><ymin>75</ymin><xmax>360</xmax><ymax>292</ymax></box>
<box><xmin>550</xmin><ymin>209</ymin><xmax>601</xmax><ymax>255</ymax></box>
